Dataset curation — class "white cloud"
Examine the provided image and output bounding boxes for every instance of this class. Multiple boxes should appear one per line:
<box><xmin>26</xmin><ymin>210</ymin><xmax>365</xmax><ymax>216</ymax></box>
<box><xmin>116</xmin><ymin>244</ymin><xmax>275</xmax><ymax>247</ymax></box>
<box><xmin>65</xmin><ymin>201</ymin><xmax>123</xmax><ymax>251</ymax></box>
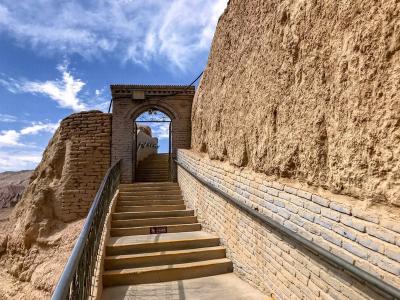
<box><xmin>0</xmin><ymin>122</ymin><xmax>59</xmax><ymax>147</ymax></box>
<box><xmin>0</xmin><ymin>121</ymin><xmax>59</xmax><ymax>171</ymax></box>
<box><xmin>20</xmin><ymin>122</ymin><xmax>59</xmax><ymax>136</ymax></box>
<box><xmin>146</xmin><ymin>0</ymin><xmax>227</xmax><ymax>70</ymax></box>
<box><xmin>0</xmin><ymin>0</ymin><xmax>227</xmax><ymax>70</ymax></box>
<box><xmin>0</xmin><ymin>150</ymin><xmax>42</xmax><ymax>172</ymax></box>
<box><xmin>0</xmin><ymin>114</ymin><xmax>17</xmax><ymax>122</ymax></box>
<box><xmin>0</xmin><ymin>63</ymin><xmax>87</xmax><ymax>112</ymax></box>
<box><xmin>0</xmin><ymin>130</ymin><xmax>21</xmax><ymax>146</ymax></box>
<box><xmin>151</xmin><ymin>123</ymin><xmax>170</xmax><ymax>139</ymax></box>
<box><xmin>23</xmin><ymin>68</ymin><xmax>86</xmax><ymax>112</ymax></box>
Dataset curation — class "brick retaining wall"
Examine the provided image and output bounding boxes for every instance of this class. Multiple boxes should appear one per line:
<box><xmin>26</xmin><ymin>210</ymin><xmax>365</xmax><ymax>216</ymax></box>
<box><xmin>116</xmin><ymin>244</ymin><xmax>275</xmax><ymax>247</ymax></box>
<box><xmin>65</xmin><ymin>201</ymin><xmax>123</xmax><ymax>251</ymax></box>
<box><xmin>177</xmin><ymin>149</ymin><xmax>400</xmax><ymax>300</ymax></box>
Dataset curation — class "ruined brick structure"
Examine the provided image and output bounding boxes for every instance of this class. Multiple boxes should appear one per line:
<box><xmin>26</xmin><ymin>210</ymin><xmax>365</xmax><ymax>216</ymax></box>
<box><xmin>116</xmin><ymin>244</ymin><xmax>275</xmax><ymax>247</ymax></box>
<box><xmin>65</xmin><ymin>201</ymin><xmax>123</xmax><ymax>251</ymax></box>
<box><xmin>55</xmin><ymin>111</ymin><xmax>111</xmax><ymax>221</ymax></box>
<box><xmin>111</xmin><ymin>85</ymin><xmax>194</xmax><ymax>183</ymax></box>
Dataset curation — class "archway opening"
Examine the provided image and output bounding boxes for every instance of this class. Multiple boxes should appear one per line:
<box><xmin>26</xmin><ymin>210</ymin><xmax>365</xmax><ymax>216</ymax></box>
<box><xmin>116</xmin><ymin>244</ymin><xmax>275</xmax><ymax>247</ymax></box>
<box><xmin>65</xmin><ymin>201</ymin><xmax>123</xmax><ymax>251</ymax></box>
<box><xmin>134</xmin><ymin>109</ymin><xmax>172</xmax><ymax>182</ymax></box>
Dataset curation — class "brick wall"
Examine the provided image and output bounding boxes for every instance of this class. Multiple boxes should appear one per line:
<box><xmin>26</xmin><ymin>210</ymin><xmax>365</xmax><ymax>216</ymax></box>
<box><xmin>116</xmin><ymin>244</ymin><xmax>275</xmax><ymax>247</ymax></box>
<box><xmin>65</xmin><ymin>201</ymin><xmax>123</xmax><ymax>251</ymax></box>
<box><xmin>57</xmin><ymin>111</ymin><xmax>111</xmax><ymax>221</ymax></box>
<box><xmin>111</xmin><ymin>85</ymin><xmax>193</xmax><ymax>183</ymax></box>
<box><xmin>177</xmin><ymin>149</ymin><xmax>400</xmax><ymax>300</ymax></box>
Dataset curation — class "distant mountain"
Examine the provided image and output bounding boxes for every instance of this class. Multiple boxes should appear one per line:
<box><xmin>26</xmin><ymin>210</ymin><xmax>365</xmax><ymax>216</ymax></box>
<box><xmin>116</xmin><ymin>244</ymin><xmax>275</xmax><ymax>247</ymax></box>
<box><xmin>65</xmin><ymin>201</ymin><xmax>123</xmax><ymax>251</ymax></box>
<box><xmin>0</xmin><ymin>170</ymin><xmax>33</xmax><ymax>209</ymax></box>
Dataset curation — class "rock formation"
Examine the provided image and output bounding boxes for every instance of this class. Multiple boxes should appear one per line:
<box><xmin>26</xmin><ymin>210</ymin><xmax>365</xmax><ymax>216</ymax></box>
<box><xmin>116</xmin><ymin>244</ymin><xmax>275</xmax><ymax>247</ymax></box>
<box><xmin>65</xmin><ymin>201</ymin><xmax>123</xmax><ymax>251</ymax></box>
<box><xmin>0</xmin><ymin>111</ymin><xmax>112</xmax><ymax>299</ymax></box>
<box><xmin>192</xmin><ymin>0</ymin><xmax>400</xmax><ymax>207</ymax></box>
<box><xmin>137</xmin><ymin>124</ymin><xmax>152</xmax><ymax>137</ymax></box>
<box><xmin>0</xmin><ymin>171</ymin><xmax>32</xmax><ymax>209</ymax></box>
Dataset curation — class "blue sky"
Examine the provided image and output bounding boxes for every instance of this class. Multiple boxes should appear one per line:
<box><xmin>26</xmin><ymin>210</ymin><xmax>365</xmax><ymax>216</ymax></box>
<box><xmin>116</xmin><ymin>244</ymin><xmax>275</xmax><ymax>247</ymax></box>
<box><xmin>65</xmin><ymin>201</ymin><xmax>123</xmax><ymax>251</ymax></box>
<box><xmin>0</xmin><ymin>0</ymin><xmax>227</xmax><ymax>171</ymax></box>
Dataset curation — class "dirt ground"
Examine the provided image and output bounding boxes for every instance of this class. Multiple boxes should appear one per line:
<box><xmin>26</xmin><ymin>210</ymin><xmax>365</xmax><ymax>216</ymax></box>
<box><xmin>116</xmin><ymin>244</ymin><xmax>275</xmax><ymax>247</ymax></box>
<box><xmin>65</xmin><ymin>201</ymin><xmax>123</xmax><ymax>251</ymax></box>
<box><xmin>0</xmin><ymin>208</ymin><xmax>48</xmax><ymax>299</ymax></box>
<box><xmin>0</xmin><ymin>208</ymin><xmax>12</xmax><ymax>223</ymax></box>
<box><xmin>0</xmin><ymin>214</ymin><xmax>83</xmax><ymax>299</ymax></box>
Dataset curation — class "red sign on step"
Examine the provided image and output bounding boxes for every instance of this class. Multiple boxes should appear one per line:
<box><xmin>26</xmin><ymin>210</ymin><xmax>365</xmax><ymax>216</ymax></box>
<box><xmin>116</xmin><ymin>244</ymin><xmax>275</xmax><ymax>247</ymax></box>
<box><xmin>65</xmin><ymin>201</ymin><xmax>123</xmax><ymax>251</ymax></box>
<box><xmin>150</xmin><ymin>226</ymin><xmax>168</xmax><ymax>234</ymax></box>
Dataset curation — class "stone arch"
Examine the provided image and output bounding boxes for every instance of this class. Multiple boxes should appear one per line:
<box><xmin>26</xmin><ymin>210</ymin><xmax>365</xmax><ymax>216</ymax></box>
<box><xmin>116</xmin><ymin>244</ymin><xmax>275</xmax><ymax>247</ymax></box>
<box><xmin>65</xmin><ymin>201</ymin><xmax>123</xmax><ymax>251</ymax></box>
<box><xmin>127</xmin><ymin>101</ymin><xmax>178</xmax><ymax>122</ymax></box>
<box><xmin>110</xmin><ymin>85</ymin><xmax>194</xmax><ymax>183</ymax></box>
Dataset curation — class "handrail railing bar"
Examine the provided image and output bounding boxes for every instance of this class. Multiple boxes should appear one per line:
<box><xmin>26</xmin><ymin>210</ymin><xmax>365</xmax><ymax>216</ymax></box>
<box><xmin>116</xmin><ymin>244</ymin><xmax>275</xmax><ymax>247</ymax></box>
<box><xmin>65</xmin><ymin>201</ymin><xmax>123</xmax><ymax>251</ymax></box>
<box><xmin>52</xmin><ymin>160</ymin><xmax>121</xmax><ymax>300</ymax></box>
<box><xmin>175</xmin><ymin>159</ymin><xmax>400</xmax><ymax>300</ymax></box>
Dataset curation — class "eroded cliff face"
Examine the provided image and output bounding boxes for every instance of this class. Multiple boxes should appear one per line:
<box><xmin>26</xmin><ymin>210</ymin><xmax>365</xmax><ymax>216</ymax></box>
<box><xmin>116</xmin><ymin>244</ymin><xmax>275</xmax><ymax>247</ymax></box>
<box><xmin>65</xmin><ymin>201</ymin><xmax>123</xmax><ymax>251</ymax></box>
<box><xmin>192</xmin><ymin>0</ymin><xmax>400</xmax><ymax>206</ymax></box>
<box><xmin>0</xmin><ymin>111</ymin><xmax>111</xmax><ymax>298</ymax></box>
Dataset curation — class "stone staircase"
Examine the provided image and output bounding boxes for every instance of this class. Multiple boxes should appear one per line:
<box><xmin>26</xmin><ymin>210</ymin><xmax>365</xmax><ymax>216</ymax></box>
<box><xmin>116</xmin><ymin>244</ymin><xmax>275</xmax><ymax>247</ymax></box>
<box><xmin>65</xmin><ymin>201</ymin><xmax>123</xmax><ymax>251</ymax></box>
<box><xmin>135</xmin><ymin>154</ymin><xmax>169</xmax><ymax>182</ymax></box>
<box><xmin>101</xmin><ymin>182</ymin><xmax>266</xmax><ymax>300</ymax></box>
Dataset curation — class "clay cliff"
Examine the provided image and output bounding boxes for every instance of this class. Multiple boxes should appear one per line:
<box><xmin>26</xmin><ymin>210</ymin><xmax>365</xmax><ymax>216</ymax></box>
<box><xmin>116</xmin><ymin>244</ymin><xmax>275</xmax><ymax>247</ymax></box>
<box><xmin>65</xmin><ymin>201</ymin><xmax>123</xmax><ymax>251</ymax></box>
<box><xmin>192</xmin><ymin>0</ymin><xmax>400</xmax><ymax>207</ymax></box>
<box><xmin>0</xmin><ymin>111</ymin><xmax>111</xmax><ymax>299</ymax></box>
<box><xmin>0</xmin><ymin>171</ymin><xmax>33</xmax><ymax>209</ymax></box>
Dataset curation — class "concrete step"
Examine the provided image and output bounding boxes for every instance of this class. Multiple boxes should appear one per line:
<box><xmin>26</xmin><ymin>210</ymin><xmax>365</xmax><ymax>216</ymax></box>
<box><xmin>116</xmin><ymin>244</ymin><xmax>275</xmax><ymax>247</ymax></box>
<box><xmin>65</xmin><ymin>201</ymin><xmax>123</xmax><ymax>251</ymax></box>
<box><xmin>135</xmin><ymin>179</ymin><xmax>169</xmax><ymax>183</ymax></box>
<box><xmin>120</xmin><ymin>182</ymin><xmax>177</xmax><ymax>188</ymax></box>
<box><xmin>135</xmin><ymin>173</ymin><xmax>169</xmax><ymax>176</ymax></box>
<box><xmin>137</xmin><ymin>168</ymin><xmax>168</xmax><ymax>171</ymax></box>
<box><xmin>101</xmin><ymin>273</ymin><xmax>267</xmax><ymax>300</ymax></box>
<box><xmin>142</xmin><ymin>162</ymin><xmax>169</xmax><ymax>164</ymax></box>
<box><xmin>135</xmin><ymin>175</ymin><xmax>170</xmax><ymax>178</ymax></box>
<box><xmin>117</xmin><ymin>199</ymin><xmax>184</xmax><ymax>206</ymax></box>
<box><xmin>116</xmin><ymin>204</ymin><xmax>186</xmax><ymax>212</ymax></box>
<box><xmin>136</xmin><ymin>167</ymin><xmax>169</xmax><ymax>173</ymax></box>
<box><xmin>136</xmin><ymin>171</ymin><xmax>168</xmax><ymax>173</ymax></box>
<box><xmin>106</xmin><ymin>231</ymin><xmax>220</xmax><ymax>256</ymax></box>
<box><xmin>139</xmin><ymin>166</ymin><xmax>168</xmax><ymax>168</ymax></box>
<box><xmin>136</xmin><ymin>169</ymin><xmax>169</xmax><ymax>172</ymax></box>
<box><xmin>104</xmin><ymin>246</ymin><xmax>226</xmax><ymax>270</ymax></box>
<box><xmin>119</xmin><ymin>186</ymin><xmax>180</xmax><ymax>192</ymax></box>
<box><xmin>140</xmin><ymin>157</ymin><xmax>168</xmax><ymax>161</ymax></box>
<box><xmin>111</xmin><ymin>216</ymin><xmax>197</xmax><ymax>228</ymax></box>
<box><xmin>137</xmin><ymin>165</ymin><xmax>168</xmax><ymax>167</ymax></box>
<box><xmin>103</xmin><ymin>258</ymin><xmax>233</xmax><ymax>286</ymax></box>
<box><xmin>135</xmin><ymin>175</ymin><xmax>170</xmax><ymax>179</ymax></box>
<box><xmin>131</xmin><ymin>181</ymin><xmax>171</xmax><ymax>186</ymax></box>
<box><xmin>138</xmin><ymin>163</ymin><xmax>168</xmax><ymax>166</ymax></box>
<box><xmin>112</xmin><ymin>210</ymin><xmax>195</xmax><ymax>220</ymax></box>
<box><xmin>135</xmin><ymin>177</ymin><xmax>170</xmax><ymax>181</ymax></box>
<box><xmin>111</xmin><ymin>223</ymin><xmax>201</xmax><ymax>237</ymax></box>
<box><xmin>120</xmin><ymin>190</ymin><xmax>181</xmax><ymax>196</ymax></box>
<box><xmin>136</xmin><ymin>168</ymin><xmax>169</xmax><ymax>170</ymax></box>
<box><xmin>101</xmin><ymin>182</ymin><xmax>251</xmax><ymax>297</ymax></box>
<box><xmin>119</xmin><ymin>195</ymin><xmax>184</xmax><ymax>201</ymax></box>
<box><xmin>136</xmin><ymin>171</ymin><xmax>169</xmax><ymax>174</ymax></box>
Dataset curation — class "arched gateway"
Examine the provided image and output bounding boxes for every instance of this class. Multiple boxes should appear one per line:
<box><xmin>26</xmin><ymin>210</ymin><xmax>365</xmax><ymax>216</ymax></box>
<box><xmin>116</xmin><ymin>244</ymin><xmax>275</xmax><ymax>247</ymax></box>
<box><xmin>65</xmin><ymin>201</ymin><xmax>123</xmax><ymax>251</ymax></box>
<box><xmin>111</xmin><ymin>85</ymin><xmax>195</xmax><ymax>183</ymax></box>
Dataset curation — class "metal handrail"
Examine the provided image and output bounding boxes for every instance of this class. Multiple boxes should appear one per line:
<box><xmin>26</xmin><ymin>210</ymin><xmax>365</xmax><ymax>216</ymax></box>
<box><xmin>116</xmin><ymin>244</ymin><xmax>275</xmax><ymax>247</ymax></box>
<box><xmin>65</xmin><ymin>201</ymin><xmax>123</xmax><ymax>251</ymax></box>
<box><xmin>175</xmin><ymin>159</ymin><xmax>400</xmax><ymax>299</ymax></box>
<box><xmin>52</xmin><ymin>160</ymin><xmax>121</xmax><ymax>300</ymax></box>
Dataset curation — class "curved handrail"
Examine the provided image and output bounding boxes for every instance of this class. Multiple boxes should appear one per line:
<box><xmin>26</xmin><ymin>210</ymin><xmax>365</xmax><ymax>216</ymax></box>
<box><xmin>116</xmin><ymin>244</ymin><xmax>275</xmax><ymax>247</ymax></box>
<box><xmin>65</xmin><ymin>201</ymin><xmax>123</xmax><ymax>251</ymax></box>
<box><xmin>175</xmin><ymin>159</ymin><xmax>400</xmax><ymax>299</ymax></box>
<box><xmin>52</xmin><ymin>160</ymin><xmax>121</xmax><ymax>300</ymax></box>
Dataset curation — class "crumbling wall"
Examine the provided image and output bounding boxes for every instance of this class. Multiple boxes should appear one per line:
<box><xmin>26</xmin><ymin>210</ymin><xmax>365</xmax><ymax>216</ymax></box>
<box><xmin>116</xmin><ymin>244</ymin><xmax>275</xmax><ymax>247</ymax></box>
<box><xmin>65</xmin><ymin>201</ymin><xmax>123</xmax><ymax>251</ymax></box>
<box><xmin>192</xmin><ymin>0</ymin><xmax>400</xmax><ymax>206</ymax></box>
<box><xmin>55</xmin><ymin>111</ymin><xmax>111</xmax><ymax>221</ymax></box>
<box><xmin>0</xmin><ymin>110</ymin><xmax>111</xmax><ymax>298</ymax></box>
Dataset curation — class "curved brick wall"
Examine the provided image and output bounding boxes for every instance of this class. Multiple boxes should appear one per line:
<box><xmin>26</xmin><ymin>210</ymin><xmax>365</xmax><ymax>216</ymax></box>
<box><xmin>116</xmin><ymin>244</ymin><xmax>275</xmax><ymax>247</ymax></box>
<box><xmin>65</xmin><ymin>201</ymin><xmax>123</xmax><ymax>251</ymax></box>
<box><xmin>56</xmin><ymin>111</ymin><xmax>111</xmax><ymax>221</ymax></box>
